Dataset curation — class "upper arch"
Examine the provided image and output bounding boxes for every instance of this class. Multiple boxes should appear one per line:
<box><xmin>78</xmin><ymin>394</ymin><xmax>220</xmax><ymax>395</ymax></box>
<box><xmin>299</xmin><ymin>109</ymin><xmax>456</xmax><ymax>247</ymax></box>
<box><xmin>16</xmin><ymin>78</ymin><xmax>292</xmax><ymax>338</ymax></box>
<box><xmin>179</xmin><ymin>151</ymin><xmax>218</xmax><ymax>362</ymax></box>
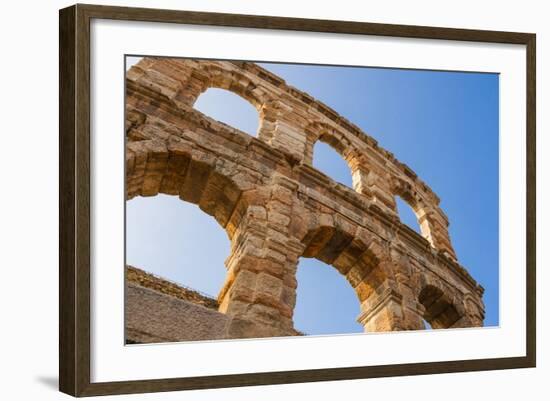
<box><xmin>192</xmin><ymin>63</ymin><xmax>272</xmax><ymax>111</ymax></box>
<box><xmin>304</xmin><ymin>121</ymin><xmax>362</xmax><ymax>167</ymax></box>
<box><xmin>126</xmin><ymin>136</ymin><xmax>255</xmax><ymax>233</ymax></box>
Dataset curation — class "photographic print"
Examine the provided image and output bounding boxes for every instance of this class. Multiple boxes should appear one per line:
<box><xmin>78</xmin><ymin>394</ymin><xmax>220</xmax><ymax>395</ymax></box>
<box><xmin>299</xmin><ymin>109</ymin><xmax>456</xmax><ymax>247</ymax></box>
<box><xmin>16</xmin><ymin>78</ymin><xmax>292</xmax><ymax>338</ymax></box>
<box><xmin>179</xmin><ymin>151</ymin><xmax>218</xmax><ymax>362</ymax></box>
<box><xmin>59</xmin><ymin>5</ymin><xmax>535</xmax><ymax>395</ymax></box>
<box><xmin>124</xmin><ymin>56</ymin><xmax>497</xmax><ymax>344</ymax></box>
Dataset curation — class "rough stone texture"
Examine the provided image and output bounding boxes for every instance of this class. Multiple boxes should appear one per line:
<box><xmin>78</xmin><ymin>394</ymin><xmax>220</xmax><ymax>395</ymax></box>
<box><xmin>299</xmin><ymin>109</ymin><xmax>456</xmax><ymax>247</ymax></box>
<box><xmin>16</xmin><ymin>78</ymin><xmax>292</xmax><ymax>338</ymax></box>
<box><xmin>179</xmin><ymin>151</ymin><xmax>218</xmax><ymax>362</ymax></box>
<box><xmin>125</xmin><ymin>58</ymin><xmax>485</xmax><ymax>339</ymax></box>
<box><xmin>126</xmin><ymin>282</ymin><xmax>230</xmax><ymax>343</ymax></box>
<box><xmin>127</xmin><ymin>265</ymin><xmax>219</xmax><ymax>310</ymax></box>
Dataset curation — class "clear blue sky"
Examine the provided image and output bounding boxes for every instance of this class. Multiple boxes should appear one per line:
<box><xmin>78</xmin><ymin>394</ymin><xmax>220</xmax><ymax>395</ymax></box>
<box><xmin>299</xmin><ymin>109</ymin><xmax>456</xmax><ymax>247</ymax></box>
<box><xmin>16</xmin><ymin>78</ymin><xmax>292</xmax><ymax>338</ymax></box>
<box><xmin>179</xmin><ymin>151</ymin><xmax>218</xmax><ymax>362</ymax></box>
<box><xmin>126</xmin><ymin>57</ymin><xmax>499</xmax><ymax>334</ymax></box>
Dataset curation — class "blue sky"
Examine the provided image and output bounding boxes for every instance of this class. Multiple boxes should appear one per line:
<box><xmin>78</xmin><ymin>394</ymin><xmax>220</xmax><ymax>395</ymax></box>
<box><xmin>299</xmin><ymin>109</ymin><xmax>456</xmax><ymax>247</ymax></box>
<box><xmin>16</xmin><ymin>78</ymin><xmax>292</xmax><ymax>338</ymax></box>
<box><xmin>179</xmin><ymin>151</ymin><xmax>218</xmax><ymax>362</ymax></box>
<box><xmin>126</xmin><ymin>58</ymin><xmax>499</xmax><ymax>334</ymax></box>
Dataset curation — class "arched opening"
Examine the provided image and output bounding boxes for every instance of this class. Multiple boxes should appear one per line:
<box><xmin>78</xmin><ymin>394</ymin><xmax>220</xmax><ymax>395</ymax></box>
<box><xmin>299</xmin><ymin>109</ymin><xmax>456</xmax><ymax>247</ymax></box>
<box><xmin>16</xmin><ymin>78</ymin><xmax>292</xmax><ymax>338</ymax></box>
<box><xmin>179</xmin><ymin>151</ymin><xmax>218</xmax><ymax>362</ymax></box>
<box><xmin>312</xmin><ymin>141</ymin><xmax>353</xmax><ymax>188</ymax></box>
<box><xmin>395</xmin><ymin>196</ymin><xmax>422</xmax><ymax>234</ymax></box>
<box><xmin>126</xmin><ymin>194</ymin><xmax>230</xmax><ymax>297</ymax></box>
<box><xmin>418</xmin><ymin>285</ymin><xmax>461</xmax><ymax>329</ymax></box>
<box><xmin>423</xmin><ymin>318</ymin><xmax>433</xmax><ymax>330</ymax></box>
<box><xmin>294</xmin><ymin>257</ymin><xmax>363</xmax><ymax>335</ymax></box>
<box><xmin>194</xmin><ymin>88</ymin><xmax>259</xmax><ymax>136</ymax></box>
<box><xmin>300</xmin><ymin>223</ymin><xmax>388</xmax><ymax>333</ymax></box>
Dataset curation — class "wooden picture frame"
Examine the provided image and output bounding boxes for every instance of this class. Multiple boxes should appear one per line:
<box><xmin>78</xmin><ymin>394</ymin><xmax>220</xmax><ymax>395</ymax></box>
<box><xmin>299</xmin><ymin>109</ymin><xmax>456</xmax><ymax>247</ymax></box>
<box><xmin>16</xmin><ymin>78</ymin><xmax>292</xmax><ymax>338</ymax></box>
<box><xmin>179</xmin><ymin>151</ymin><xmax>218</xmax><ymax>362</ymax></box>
<box><xmin>59</xmin><ymin>3</ymin><xmax>536</xmax><ymax>397</ymax></box>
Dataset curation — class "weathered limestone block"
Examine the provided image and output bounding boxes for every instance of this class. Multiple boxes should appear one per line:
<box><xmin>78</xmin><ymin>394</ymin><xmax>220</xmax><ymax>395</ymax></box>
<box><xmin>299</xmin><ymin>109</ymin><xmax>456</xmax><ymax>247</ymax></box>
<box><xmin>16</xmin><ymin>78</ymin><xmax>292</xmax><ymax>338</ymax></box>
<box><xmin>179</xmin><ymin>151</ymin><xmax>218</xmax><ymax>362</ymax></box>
<box><xmin>358</xmin><ymin>286</ymin><xmax>405</xmax><ymax>332</ymax></box>
<box><xmin>158</xmin><ymin>139</ymin><xmax>193</xmax><ymax>196</ymax></box>
<box><xmin>126</xmin><ymin>139</ymin><xmax>169</xmax><ymax>199</ymax></box>
<box><xmin>217</xmin><ymin>202</ymin><xmax>302</xmax><ymax>336</ymax></box>
<box><xmin>365</xmin><ymin>170</ymin><xmax>398</xmax><ymax>214</ymax></box>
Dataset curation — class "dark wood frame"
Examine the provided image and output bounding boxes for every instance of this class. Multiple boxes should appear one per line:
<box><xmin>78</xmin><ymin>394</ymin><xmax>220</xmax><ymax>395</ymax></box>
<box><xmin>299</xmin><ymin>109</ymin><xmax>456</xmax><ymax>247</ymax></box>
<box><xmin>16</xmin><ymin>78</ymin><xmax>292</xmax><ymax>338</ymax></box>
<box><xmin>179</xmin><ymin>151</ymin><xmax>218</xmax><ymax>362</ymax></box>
<box><xmin>59</xmin><ymin>3</ymin><xmax>536</xmax><ymax>397</ymax></box>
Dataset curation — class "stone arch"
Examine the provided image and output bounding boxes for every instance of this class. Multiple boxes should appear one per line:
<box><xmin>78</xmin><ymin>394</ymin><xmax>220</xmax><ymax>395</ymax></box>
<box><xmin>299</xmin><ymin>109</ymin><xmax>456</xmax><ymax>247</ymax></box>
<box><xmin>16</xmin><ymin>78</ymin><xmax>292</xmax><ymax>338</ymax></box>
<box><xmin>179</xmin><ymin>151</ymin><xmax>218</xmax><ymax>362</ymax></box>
<box><xmin>304</xmin><ymin>122</ymin><xmax>359</xmax><ymax>165</ymax></box>
<box><xmin>129</xmin><ymin>58</ymin><xmax>276</xmax><ymax>142</ymax></box>
<box><xmin>411</xmin><ymin>270</ymin><xmax>469</xmax><ymax>329</ymax></box>
<box><xmin>418</xmin><ymin>285</ymin><xmax>461</xmax><ymax>329</ymax></box>
<box><xmin>299</xmin><ymin>214</ymin><xmax>398</xmax><ymax>331</ymax></box>
<box><xmin>391</xmin><ymin>175</ymin><xmax>436</xmax><ymax>244</ymax></box>
<box><xmin>126</xmin><ymin>136</ymin><xmax>249</xmax><ymax>229</ymax></box>
<box><xmin>188</xmin><ymin>63</ymin><xmax>276</xmax><ymax>141</ymax></box>
<box><xmin>395</xmin><ymin>196</ymin><xmax>422</xmax><ymax>233</ymax></box>
<box><xmin>194</xmin><ymin>87</ymin><xmax>260</xmax><ymax>137</ymax></box>
<box><xmin>304</xmin><ymin>122</ymin><xmax>363</xmax><ymax>190</ymax></box>
<box><xmin>389</xmin><ymin>176</ymin><xmax>457</xmax><ymax>259</ymax></box>
<box><xmin>192</xmin><ymin>64</ymin><xmax>270</xmax><ymax>110</ymax></box>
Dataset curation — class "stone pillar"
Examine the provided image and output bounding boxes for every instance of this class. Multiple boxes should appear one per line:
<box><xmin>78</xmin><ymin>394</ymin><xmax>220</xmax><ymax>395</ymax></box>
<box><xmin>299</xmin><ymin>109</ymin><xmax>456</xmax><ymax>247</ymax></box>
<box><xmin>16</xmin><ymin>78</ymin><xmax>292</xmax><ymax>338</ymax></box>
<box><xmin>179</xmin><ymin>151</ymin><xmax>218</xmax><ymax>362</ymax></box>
<box><xmin>354</xmin><ymin>246</ymin><xmax>428</xmax><ymax>332</ymax></box>
<box><xmin>357</xmin><ymin>283</ymin><xmax>404</xmax><ymax>331</ymax></box>
<box><xmin>357</xmin><ymin>282</ymin><xmax>425</xmax><ymax>332</ymax></box>
<box><xmin>218</xmin><ymin>177</ymin><xmax>305</xmax><ymax>338</ymax></box>
<box><xmin>423</xmin><ymin>209</ymin><xmax>457</xmax><ymax>260</ymax></box>
<box><xmin>359</xmin><ymin>167</ymin><xmax>398</xmax><ymax>216</ymax></box>
<box><xmin>262</xmin><ymin>100</ymin><xmax>308</xmax><ymax>163</ymax></box>
<box><xmin>349</xmin><ymin>162</ymin><xmax>370</xmax><ymax>195</ymax></box>
<box><xmin>391</xmin><ymin>246</ymin><xmax>427</xmax><ymax>330</ymax></box>
<box><xmin>451</xmin><ymin>292</ymin><xmax>485</xmax><ymax>328</ymax></box>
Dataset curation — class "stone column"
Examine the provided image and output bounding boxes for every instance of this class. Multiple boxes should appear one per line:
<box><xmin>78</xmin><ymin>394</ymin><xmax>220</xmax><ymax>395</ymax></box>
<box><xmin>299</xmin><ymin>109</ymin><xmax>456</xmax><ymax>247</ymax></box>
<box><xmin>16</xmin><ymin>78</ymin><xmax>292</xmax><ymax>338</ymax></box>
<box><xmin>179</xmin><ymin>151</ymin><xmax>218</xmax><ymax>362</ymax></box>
<box><xmin>355</xmin><ymin>250</ymin><xmax>426</xmax><ymax>332</ymax></box>
<box><xmin>391</xmin><ymin>248</ymin><xmax>427</xmax><ymax>331</ymax></box>
<box><xmin>356</xmin><ymin>282</ymin><xmax>425</xmax><ymax>331</ymax></box>
<box><xmin>422</xmin><ymin>209</ymin><xmax>457</xmax><ymax>260</ymax></box>
<box><xmin>218</xmin><ymin>178</ymin><xmax>305</xmax><ymax>339</ymax></box>
<box><xmin>349</xmin><ymin>160</ymin><xmax>370</xmax><ymax>195</ymax></box>
<box><xmin>357</xmin><ymin>283</ymin><xmax>404</xmax><ymax>331</ymax></box>
<box><xmin>358</xmin><ymin>166</ymin><xmax>398</xmax><ymax>216</ymax></box>
<box><xmin>262</xmin><ymin>100</ymin><xmax>308</xmax><ymax>163</ymax></box>
<box><xmin>451</xmin><ymin>292</ymin><xmax>485</xmax><ymax>328</ymax></box>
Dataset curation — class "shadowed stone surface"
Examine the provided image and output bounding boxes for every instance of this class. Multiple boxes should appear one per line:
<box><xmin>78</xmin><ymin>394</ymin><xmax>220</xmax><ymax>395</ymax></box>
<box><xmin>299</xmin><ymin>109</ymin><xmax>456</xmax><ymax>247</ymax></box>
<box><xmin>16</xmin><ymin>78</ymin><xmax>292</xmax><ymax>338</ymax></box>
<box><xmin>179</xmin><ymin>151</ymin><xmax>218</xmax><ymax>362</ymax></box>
<box><xmin>125</xmin><ymin>58</ymin><xmax>485</xmax><ymax>341</ymax></box>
